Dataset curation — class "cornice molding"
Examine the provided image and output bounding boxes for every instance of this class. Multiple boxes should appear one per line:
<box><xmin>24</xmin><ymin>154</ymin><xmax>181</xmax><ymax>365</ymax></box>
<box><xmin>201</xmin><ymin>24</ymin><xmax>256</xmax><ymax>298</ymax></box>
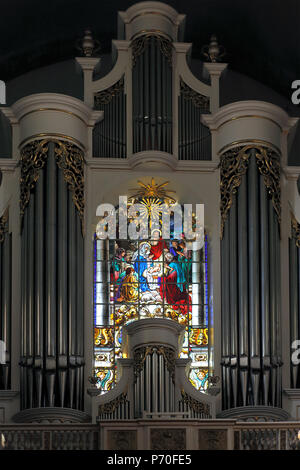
<box><xmin>282</xmin><ymin>166</ymin><xmax>300</xmax><ymax>181</ymax></box>
<box><xmin>85</xmin><ymin>152</ymin><xmax>219</xmax><ymax>173</ymax></box>
<box><xmin>75</xmin><ymin>57</ymin><xmax>101</xmax><ymax>72</ymax></box>
<box><xmin>0</xmin><ymin>390</ymin><xmax>19</xmax><ymax>401</ymax></box>
<box><xmin>217</xmin><ymin>139</ymin><xmax>281</xmax><ymax>157</ymax></box>
<box><xmin>119</xmin><ymin>2</ymin><xmax>186</xmax><ymax>42</ymax></box>
<box><xmin>9</xmin><ymin>93</ymin><xmax>102</xmax><ymax>127</ymax></box>
<box><xmin>217</xmin><ymin>406</ymin><xmax>290</xmax><ymax>421</ymax></box>
<box><xmin>202</xmin><ymin>100</ymin><xmax>299</xmax><ymax>133</ymax></box>
<box><xmin>12</xmin><ymin>407</ymin><xmax>91</xmax><ymax>424</ymax></box>
<box><xmin>203</xmin><ymin>62</ymin><xmax>228</xmax><ymax>77</ymax></box>
<box><xmin>284</xmin><ymin>388</ymin><xmax>300</xmax><ymax>399</ymax></box>
<box><xmin>120</xmin><ymin>2</ymin><xmax>183</xmax><ymax>25</ymax></box>
<box><xmin>0</xmin><ymin>159</ymin><xmax>19</xmax><ymax>171</ymax></box>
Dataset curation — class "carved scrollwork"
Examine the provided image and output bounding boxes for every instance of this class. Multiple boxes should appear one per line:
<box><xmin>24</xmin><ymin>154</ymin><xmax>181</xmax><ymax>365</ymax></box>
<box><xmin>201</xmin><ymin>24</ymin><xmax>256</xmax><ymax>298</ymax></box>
<box><xmin>0</xmin><ymin>209</ymin><xmax>8</xmax><ymax>243</ymax></box>
<box><xmin>54</xmin><ymin>141</ymin><xmax>85</xmax><ymax>233</ymax></box>
<box><xmin>220</xmin><ymin>144</ymin><xmax>281</xmax><ymax>239</ymax></box>
<box><xmin>220</xmin><ymin>145</ymin><xmax>251</xmax><ymax>239</ymax></box>
<box><xmin>133</xmin><ymin>345</ymin><xmax>176</xmax><ymax>382</ymax></box>
<box><xmin>291</xmin><ymin>213</ymin><xmax>300</xmax><ymax>248</ymax></box>
<box><xmin>180</xmin><ymin>80</ymin><xmax>210</xmax><ymax>110</ymax></box>
<box><xmin>131</xmin><ymin>34</ymin><xmax>173</xmax><ymax>67</ymax></box>
<box><xmin>181</xmin><ymin>390</ymin><xmax>211</xmax><ymax>417</ymax></box>
<box><xmin>20</xmin><ymin>139</ymin><xmax>84</xmax><ymax>234</ymax></box>
<box><xmin>98</xmin><ymin>392</ymin><xmax>128</xmax><ymax>416</ymax></box>
<box><xmin>94</xmin><ymin>77</ymin><xmax>124</xmax><ymax>108</ymax></box>
<box><xmin>255</xmin><ymin>146</ymin><xmax>281</xmax><ymax>227</ymax></box>
<box><xmin>20</xmin><ymin>139</ymin><xmax>49</xmax><ymax>225</ymax></box>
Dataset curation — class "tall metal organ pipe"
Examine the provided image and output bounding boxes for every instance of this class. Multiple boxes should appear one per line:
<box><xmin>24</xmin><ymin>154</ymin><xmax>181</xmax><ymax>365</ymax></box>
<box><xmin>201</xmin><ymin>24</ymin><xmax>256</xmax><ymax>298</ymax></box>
<box><xmin>132</xmin><ymin>35</ymin><xmax>173</xmax><ymax>153</ymax></box>
<box><xmin>220</xmin><ymin>145</ymin><xmax>282</xmax><ymax>409</ymax></box>
<box><xmin>0</xmin><ymin>211</ymin><xmax>11</xmax><ymax>390</ymax></box>
<box><xmin>19</xmin><ymin>140</ymin><xmax>85</xmax><ymax>410</ymax></box>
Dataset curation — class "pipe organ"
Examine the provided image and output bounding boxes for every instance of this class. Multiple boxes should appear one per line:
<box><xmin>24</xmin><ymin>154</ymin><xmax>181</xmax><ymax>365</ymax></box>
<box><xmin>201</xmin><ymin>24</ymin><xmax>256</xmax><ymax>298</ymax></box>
<box><xmin>290</xmin><ymin>216</ymin><xmax>300</xmax><ymax>389</ymax></box>
<box><xmin>93</xmin><ymin>78</ymin><xmax>126</xmax><ymax>158</ymax></box>
<box><xmin>0</xmin><ymin>210</ymin><xmax>11</xmax><ymax>390</ymax></box>
<box><xmin>132</xmin><ymin>35</ymin><xmax>173</xmax><ymax>153</ymax></box>
<box><xmin>19</xmin><ymin>140</ymin><xmax>85</xmax><ymax>410</ymax></box>
<box><xmin>220</xmin><ymin>146</ymin><xmax>281</xmax><ymax>408</ymax></box>
<box><xmin>0</xmin><ymin>1</ymin><xmax>299</xmax><ymax>428</ymax></box>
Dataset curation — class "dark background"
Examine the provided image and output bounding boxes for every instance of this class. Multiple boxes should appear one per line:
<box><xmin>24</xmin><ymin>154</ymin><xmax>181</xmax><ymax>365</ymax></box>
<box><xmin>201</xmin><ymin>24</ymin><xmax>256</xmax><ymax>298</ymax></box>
<box><xmin>0</xmin><ymin>0</ymin><xmax>299</xmax><ymax>100</ymax></box>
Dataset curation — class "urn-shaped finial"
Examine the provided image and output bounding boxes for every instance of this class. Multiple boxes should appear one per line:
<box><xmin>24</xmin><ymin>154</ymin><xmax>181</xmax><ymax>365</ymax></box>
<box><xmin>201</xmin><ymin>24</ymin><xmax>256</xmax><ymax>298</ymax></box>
<box><xmin>78</xmin><ymin>29</ymin><xmax>100</xmax><ymax>57</ymax></box>
<box><xmin>201</xmin><ymin>34</ymin><xmax>225</xmax><ymax>62</ymax></box>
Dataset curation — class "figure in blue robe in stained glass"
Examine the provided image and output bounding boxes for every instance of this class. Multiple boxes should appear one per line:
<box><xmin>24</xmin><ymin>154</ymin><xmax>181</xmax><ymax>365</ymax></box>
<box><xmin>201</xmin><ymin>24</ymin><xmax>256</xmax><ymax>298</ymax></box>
<box><xmin>133</xmin><ymin>242</ymin><xmax>151</xmax><ymax>292</ymax></box>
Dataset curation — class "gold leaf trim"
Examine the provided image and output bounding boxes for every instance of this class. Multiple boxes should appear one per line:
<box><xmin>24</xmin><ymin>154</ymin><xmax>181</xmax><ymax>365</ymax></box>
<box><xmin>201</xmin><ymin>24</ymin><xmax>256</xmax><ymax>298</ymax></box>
<box><xmin>20</xmin><ymin>139</ymin><xmax>49</xmax><ymax>225</ymax></box>
<box><xmin>255</xmin><ymin>146</ymin><xmax>281</xmax><ymax>227</ymax></box>
<box><xmin>20</xmin><ymin>139</ymin><xmax>85</xmax><ymax>234</ymax></box>
<box><xmin>220</xmin><ymin>145</ymin><xmax>281</xmax><ymax>239</ymax></box>
<box><xmin>0</xmin><ymin>209</ymin><xmax>9</xmax><ymax>243</ymax></box>
<box><xmin>94</xmin><ymin>77</ymin><xmax>124</xmax><ymax>108</ymax></box>
<box><xmin>133</xmin><ymin>345</ymin><xmax>176</xmax><ymax>382</ymax></box>
<box><xmin>180</xmin><ymin>80</ymin><xmax>210</xmax><ymax>110</ymax></box>
<box><xmin>291</xmin><ymin>213</ymin><xmax>300</xmax><ymax>248</ymax></box>
<box><xmin>131</xmin><ymin>34</ymin><xmax>173</xmax><ymax>67</ymax></box>
<box><xmin>54</xmin><ymin>141</ymin><xmax>85</xmax><ymax>234</ymax></box>
<box><xmin>220</xmin><ymin>145</ymin><xmax>251</xmax><ymax>239</ymax></box>
<box><xmin>98</xmin><ymin>392</ymin><xmax>128</xmax><ymax>415</ymax></box>
<box><xmin>181</xmin><ymin>390</ymin><xmax>211</xmax><ymax>417</ymax></box>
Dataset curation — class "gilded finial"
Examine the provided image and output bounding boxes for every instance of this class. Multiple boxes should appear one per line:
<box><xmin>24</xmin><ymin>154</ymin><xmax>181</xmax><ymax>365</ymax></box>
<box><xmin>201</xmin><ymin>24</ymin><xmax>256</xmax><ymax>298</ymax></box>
<box><xmin>77</xmin><ymin>29</ymin><xmax>100</xmax><ymax>57</ymax></box>
<box><xmin>201</xmin><ymin>34</ymin><xmax>225</xmax><ymax>62</ymax></box>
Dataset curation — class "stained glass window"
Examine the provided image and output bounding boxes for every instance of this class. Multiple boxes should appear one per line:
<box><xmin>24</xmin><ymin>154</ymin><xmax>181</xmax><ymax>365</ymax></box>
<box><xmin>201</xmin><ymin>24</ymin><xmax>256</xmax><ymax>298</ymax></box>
<box><xmin>93</xmin><ymin>180</ymin><xmax>212</xmax><ymax>394</ymax></box>
<box><xmin>93</xmin><ymin>232</ymin><xmax>212</xmax><ymax>393</ymax></box>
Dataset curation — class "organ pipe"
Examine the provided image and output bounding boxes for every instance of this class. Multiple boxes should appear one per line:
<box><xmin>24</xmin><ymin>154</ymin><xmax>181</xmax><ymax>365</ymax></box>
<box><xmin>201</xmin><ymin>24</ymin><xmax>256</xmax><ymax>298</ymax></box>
<box><xmin>0</xmin><ymin>210</ymin><xmax>11</xmax><ymax>391</ymax></box>
<box><xmin>93</xmin><ymin>78</ymin><xmax>126</xmax><ymax>158</ymax></box>
<box><xmin>220</xmin><ymin>145</ymin><xmax>282</xmax><ymax>409</ymax></box>
<box><xmin>289</xmin><ymin>216</ymin><xmax>300</xmax><ymax>388</ymax></box>
<box><xmin>19</xmin><ymin>139</ymin><xmax>85</xmax><ymax>410</ymax></box>
<box><xmin>132</xmin><ymin>35</ymin><xmax>172</xmax><ymax>153</ymax></box>
<box><xmin>178</xmin><ymin>81</ymin><xmax>211</xmax><ymax>160</ymax></box>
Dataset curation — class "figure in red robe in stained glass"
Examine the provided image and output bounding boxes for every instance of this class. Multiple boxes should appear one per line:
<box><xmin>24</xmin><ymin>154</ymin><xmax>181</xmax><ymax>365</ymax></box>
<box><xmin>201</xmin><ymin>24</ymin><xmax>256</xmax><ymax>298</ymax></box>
<box><xmin>159</xmin><ymin>252</ymin><xmax>192</xmax><ymax>315</ymax></box>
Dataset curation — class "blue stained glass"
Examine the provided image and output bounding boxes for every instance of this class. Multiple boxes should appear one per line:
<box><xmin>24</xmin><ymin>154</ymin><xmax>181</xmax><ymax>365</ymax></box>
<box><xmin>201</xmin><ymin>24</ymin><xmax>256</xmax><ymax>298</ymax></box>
<box><xmin>93</xmin><ymin>230</ymin><xmax>212</xmax><ymax>394</ymax></box>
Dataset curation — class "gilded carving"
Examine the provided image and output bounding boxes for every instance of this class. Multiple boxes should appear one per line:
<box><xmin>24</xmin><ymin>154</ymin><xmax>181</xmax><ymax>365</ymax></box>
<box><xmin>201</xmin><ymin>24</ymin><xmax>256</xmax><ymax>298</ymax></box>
<box><xmin>220</xmin><ymin>145</ymin><xmax>251</xmax><ymax>239</ymax></box>
<box><xmin>291</xmin><ymin>213</ymin><xmax>300</xmax><ymax>248</ymax></box>
<box><xmin>133</xmin><ymin>345</ymin><xmax>176</xmax><ymax>382</ymax></box>
<box><xmin>220</xmin><ymin>144</ymin><xmax>281</xmax><ymax>239</ymax></box>
<box><xmin>131</xmin><ymin>34</ymin><xmax>173</xmax><ymax>67</ymax></box>
<box><xmin>255</xmin><ymin>146</ymin><xmax>281</xmax><ymax>227</ymax></box>
<box><xmin>54</xmin><ymin>140</ymin><xmax>85</xmax><ymax>233</ymax></box>
<box><xmin>180</xmin><ymin>80</ymin><xmax>210</xmax><ymax>110</ymax></box>
<box><xmin>98</xmin><ymin>392</ymin><xmax>128</xmax><ymax>416</ymax></box>
<box><xmin>181</xmin><ymin>390</ymin><xmax>211</xmax><ymax>417</ymax></box>
<box><xmin>0</xmin><ymin>209</ymin><xmax>8</xmax><ymax>243</ymax></box>
<box><xmin>20</xmin><ymin>139</ymin><xmax>85</xmax><ymax>234</ymax></box>
<box><xmin>94</xmin><ymin>77</ymin><xmax>124</xmax><ymax>108</ymax></box>
<box><xmin>20</xmin><ymin>139</ymin><xmax>49</xmax><ymax>224</ymax></box>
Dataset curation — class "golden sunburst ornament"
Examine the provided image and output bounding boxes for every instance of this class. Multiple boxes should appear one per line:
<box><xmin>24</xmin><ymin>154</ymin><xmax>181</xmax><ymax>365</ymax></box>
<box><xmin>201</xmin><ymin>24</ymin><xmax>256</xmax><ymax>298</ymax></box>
<box><xmin>129</xmin><ymin>178</ymin><xmax>176</xmax><ymax>204</ymax></box>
